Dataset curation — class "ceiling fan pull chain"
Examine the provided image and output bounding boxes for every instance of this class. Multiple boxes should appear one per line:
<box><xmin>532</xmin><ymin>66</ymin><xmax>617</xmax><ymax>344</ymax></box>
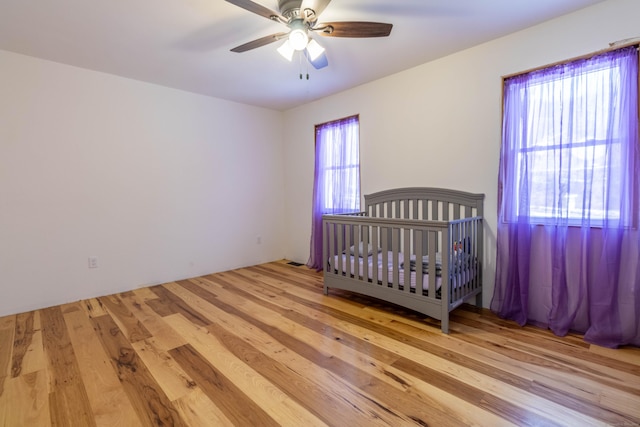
<box><xmin>299</xmin><ymin>50</ymin><xmax>304</xmax><ymax>79</ymax></box>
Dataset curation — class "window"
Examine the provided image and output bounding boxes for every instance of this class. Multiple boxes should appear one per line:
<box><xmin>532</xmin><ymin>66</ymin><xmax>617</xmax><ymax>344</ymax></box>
<box><xmin>307</xmin><ymin>115</ymin><xmax>360</xmax><ymax>270</ymax></box>
<box><xmin>315</xmin><ymin>115</ymin><xmax>360</xmax><ymax>213</ymax></box>
<box><xmin>501</xmin><ymin>46</ymin><xmax>638</xmax><ymax>227</ymax></box>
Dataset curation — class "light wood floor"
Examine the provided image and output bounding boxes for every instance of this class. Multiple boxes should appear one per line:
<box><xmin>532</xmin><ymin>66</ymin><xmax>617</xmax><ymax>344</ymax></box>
<box><xmin>0</xmin><ymin>260</ymin><xmax>639</xmax><ymax>426</ymax></box>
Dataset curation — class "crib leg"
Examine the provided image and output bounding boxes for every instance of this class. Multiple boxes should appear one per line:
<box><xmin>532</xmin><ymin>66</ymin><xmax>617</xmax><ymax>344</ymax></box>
<box><xmin>441</xmin><ymin>315</ymin><xmax>449</xmax><ymax>334</ymax></box>
<box><xmin>323</xmin><ymin>285</ymin><xmax>329</xmax><ymax>295</ymax></box>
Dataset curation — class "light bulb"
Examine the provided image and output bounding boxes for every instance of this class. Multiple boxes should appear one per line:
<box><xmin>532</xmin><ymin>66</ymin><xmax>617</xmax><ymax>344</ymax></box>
<box><xmin>289</xmin><ymin>29</ymin><xmax>308</xmax><ymax>51</ymax></box>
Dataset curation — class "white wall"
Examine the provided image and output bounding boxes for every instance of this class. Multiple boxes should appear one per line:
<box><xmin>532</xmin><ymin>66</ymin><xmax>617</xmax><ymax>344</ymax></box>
<box><xmin>0</xmin><ymin>50</ymin><xmax>285</xmax><ymax>316</ymax></box>
<box><xmin>282</xmin><ymin>0</ymin><xmax>640</xmax><ymax>307</ymax></box>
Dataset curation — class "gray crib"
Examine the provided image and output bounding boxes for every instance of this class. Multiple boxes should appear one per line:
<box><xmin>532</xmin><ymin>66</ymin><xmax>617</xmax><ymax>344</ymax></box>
<box><xmin>322</xmin><ymin>187</ymin><xmax>484</xmax><ymax>333</ymax></box>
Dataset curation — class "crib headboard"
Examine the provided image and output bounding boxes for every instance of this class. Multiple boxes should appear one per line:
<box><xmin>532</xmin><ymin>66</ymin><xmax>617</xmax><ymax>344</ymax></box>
<box><xmin>364</xmin><ymin>187</ymin><xmax>484</xmax><ymax>222</ymax></box>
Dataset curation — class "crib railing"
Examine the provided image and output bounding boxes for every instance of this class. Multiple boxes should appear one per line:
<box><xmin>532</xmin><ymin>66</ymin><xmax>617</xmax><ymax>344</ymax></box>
<box><xmin>322</xmin><ymin>213</ymin><xmax>482</xmax><ymax>309</ymax></box>
<box><xmin>446</xmin><ymin>216</ymin><xmax>483</xmax><ymax>307</ymax></box>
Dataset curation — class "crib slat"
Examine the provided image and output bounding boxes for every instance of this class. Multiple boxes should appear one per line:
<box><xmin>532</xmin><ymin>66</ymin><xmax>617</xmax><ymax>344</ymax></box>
<box><xmin>391</xmin><ymin>228</ymin><xmax>400</xmax><ymax>290</ymax></box>
<box><xmin>471</xmin><ymin>218</ymin><xmax>479</xmax><ymax>295</ymax></box>
<box><xmin>467</xmin><ymin>220</ymin><xmax>474</xmax><ymax>296</ymax></box>
<box><xmin>372</xmin><ymin>227</ymin><xmax>379</xmax><ymax>284</ymax></box>
<box><xmin>362</xmin><ymin>225</ymin><xmax>370</xmax><ymax>281</ymax></box>
<box><xmin>451</xmin><ymin>221</ymin><xmax>457</xmax><ymax>302</ymax></box>
<box><xmin>415</xmin><ymin>230</ymin><xmax>424</xmax><ymax>295</ymax></box>
<box><xmin>353</xmin><ymin>225</ymin><xmax>360</xmax><ymax>278</ymax></box>
<box><xmin>380</xmin><ymin>229</ymin><xmax>388</xmax><ymax>287</ymax></box>
<box><xmin>403</xmin><ymin>228</ymin><xmax>411</xmax><ymax>292</ymax></box>
<box><xmin>322</xmin><ymin>221</ymin><xmax>328</xmax><ymax>274</ymax></box>
<box><xmin>453</xmin><ymin>220</ymin><xmax>462</xmax><ymax>302</ymax></box>
<box><xmin>348</xmin><ymin>224</ymin><xmax>354</xmax><ymax>278</ymax></box>
<box><xmin>329</xmin><ymin>222</ymin><xmax>335</xmax><ymax>272</ymax></box>
<box><xmin>428</xmin><ymin>231</ymin><xmax>437</xmax><ymax>299</ymax></box>
<box><xmin>336</xmin><ymin>224</ymin><xmax>344</xmax><ymax>275</ymax></box>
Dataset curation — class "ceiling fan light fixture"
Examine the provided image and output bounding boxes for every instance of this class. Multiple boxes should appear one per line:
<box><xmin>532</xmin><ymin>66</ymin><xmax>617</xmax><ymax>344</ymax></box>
<box><xmin>226</xmin><ymin>0</ymin><xmax>394</xmax><ymax>71</ymax></box>
<box><xmin>277</xmin><ymin>40</ymin><xmax>295</xmax><ymax>61</ymax></box>
<box><xmin>306</xmin><ymin>39</ymin><xmax>325</xmax><ymax>61</ymax></box>
<box><xmin>288</xmin><ymin>28</ymin><xmax>308</xmax><ymax>51</ymax></box>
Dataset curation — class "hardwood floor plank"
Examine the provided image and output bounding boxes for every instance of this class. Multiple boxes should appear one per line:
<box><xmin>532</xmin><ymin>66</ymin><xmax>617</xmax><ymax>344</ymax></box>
<box><xmin>146</xmin><ymin>285</ymin><xmax>211</xmax><ymax>327</ymax></box>
<box><xmin>130</xmin><ymin>338</ymin><xmax>198</xmax><ymax>402</ymax></box>
<box><xmin>1</xmin><ymin>261</ymin><xmax>638</xmax><ymax>426</ymax></box>
<box><xmin>590</xmin><ymin>344</ymin><xmax>640</xmax><ymax>366</ymax></box>
<box><xmin>79</xmin><ymin>298</ymin><xmax>108</xmax><ymax>319</ymax></box>
<box><xmin>10</xmin><ymin>311</ymin><xmax>37</xmax><ymax>377</ymax></box>
<box><xmin>169</xmin><ymin>342</ymin><xmax>284</xmax><ymax>427</ymax></box>
<box><xmin>119</xmin><ymin>290</ymin><xmax>188</xmax><ymax>351</ymax></box>
<box><xmin>97</xmin><ymin>294</ymin><xmax>153</xmax><ymax>343</ymax></box>
<box><xmin>452</xmin><ymin>310</ymin><xmax>591</xmax><ymax>358</ymax></box>
<box><xmin>0</xmin><ymin>370</ymin><xmax>50</xmax><ymax>427</ymax></box>
<box><xmin>62</xmin><ymin>302</ymin><xmax>142</xmax><ymax>427</ymax></box>
<box><xmin>91</xmin><ymin>313</ymin><xmax>185</xmax><ymax>426</ymax></box>
<box><xmin>172</xmin><ymin>388</ymin><xmax>234</xmax><ymax>427</ymax></box>
<box><xmin>0</xmin><ymin>315</ymin><xmax>15</xmax><ymax>396</ymax></box>
<box><xmin>132</xmin><ymin>286</ymin><xmax>164</xmax><ymax>302</ymax></box>
<box><xmin>41</xmin><ymin>305</ymin><xmax>96</xmax><ymax>427</ymax></box>
<box><xmin>528</xmin><ymin>380</ymin><xmax>636</xmax><ymax>426</ymax></box>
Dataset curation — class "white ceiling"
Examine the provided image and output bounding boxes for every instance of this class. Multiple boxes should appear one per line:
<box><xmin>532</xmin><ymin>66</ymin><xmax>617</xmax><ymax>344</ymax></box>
<box><xmin>0</xmin><ymin>0</ymin><xmax>607</xmax><ymax>111</ymax></box>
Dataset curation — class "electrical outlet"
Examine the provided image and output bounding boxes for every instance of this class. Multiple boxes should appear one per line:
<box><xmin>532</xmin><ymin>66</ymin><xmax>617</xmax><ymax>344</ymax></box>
<box><xmin>88</xmin><ymin>256</ymin><xmax>98</xmax><ymax>268</ymax></box>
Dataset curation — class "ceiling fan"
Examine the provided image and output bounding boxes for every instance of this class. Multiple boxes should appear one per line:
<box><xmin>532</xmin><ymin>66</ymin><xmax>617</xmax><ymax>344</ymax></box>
<box><xmin>225</xmin><ymin>0</ymin><xmax>393</xmax><ymax>70</ymax></box>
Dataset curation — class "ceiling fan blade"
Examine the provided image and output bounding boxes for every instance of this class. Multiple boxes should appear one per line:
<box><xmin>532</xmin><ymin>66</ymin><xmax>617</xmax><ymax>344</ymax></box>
<box><xmin>300</xmin><ymin>0</ymin><xmax>332</xmax><ymax>21</ymax></box>
<box><xmin>316</xmin><ymin>22</ymin><xmax>392</xmax><ymax>38</ymax></box>
<box><xmin>225</xmin><ymin>0</ymin><xmax>284</xmax><ymax>21</ymax></box>
<box><xmin>230</xmin><ymin>32</ymin><xmax>289</xmax><ymax>52</ymax></box>
<box><xmin>305</xmin><ymin>50</ymin><xmax>328</xmax><ymax>69</ymax></box>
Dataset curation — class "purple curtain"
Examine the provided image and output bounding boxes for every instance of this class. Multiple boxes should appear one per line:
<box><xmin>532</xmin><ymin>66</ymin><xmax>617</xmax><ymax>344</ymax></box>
<box><xmin>492</xmin><ymin>46</ymin><xmax>640</xmax><ymax>348</ymax></box>
<box><xmin>307</xmin><ymin>116</ymin><xmax>360</xmax><ymax>271</ymax></box>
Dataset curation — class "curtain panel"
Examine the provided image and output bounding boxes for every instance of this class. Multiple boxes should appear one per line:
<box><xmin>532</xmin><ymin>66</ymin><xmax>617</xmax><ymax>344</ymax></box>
<box><xmin>307</xmin><ymin>116</ymin><xmax>360</xmax><ymax>271</ymax></box>
<box><xmin>492</xmin><ymin>46</ymin><xmax>640</xmax><ymax>348</ymax></box>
